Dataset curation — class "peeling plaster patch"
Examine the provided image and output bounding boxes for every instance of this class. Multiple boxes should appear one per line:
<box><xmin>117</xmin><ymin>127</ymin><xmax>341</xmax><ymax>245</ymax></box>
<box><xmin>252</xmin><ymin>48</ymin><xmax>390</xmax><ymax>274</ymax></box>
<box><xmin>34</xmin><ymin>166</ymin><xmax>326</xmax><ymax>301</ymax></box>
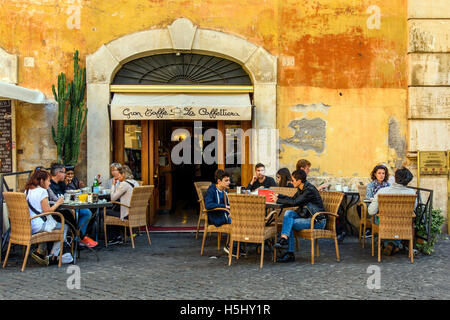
<box><xmin>388</xmin><ymin>117</ymin><xmax>406</xmax><ymax>168</ymax></box>
<box><xmin>410</xmin><ymin>25</ymin><xmax>436</xmax><ymax>52</ymax></box>
<box><xmin>24</xmin><ymin>57</ymin><xmax>35</xmax><ymax>67</ymax></box>
<box><xmin>291</xmin><ymin>102</ymin><xmax>331</xmax><ymax>114</ymax></box>
<box><xmin>281</xmin><ymin>118</ymin><xmax>326</xmax><ymax>154</ymax></box>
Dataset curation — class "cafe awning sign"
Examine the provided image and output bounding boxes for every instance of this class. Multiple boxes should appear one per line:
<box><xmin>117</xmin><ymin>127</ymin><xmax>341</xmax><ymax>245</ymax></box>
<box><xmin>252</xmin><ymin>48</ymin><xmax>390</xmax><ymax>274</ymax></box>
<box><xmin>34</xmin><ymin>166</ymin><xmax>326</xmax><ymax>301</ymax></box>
<box><xmin>110</xmin><ymin>93</ymin><xmax>252</xmax><ymax>120</ymax></box>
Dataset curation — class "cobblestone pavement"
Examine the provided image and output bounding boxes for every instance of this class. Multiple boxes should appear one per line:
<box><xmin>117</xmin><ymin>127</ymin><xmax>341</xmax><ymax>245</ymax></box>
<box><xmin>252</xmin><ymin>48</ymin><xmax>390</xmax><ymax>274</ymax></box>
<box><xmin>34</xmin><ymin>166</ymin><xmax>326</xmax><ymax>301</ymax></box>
<box><xmin>0</xmin><ymin>232</ymin><xmax>449</xmax><ymax>300</ymax></box>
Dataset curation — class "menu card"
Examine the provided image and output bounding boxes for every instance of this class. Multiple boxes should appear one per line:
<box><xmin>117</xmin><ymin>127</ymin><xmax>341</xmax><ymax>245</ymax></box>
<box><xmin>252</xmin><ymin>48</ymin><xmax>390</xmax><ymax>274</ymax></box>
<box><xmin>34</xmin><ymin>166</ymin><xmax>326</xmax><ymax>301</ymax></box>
<box><xmin>0</xmin><ymin>100</ymin><xmax>12</xmax><ymax>173</ymax></box>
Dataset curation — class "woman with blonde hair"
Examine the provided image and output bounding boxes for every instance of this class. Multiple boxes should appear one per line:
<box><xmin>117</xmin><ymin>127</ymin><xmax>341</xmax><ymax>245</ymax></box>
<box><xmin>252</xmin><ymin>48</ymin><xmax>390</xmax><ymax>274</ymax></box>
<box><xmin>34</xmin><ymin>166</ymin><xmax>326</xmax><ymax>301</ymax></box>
<box><xmin>104</xmin><ymin>165</ymin><xmax>139</xmax><ymax>244</ymax></box>
<box><xmin>97</xmin><ymin>162</ymin><xmax>123</xmax><ymax>190</ymax></box>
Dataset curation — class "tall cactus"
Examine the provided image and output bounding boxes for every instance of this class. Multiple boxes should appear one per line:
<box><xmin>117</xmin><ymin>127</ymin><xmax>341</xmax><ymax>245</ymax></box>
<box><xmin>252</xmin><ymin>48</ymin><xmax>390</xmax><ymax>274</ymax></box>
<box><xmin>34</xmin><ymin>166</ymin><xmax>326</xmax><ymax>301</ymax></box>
<box><xmin>51</xmin><ymin>50</ymin><xmax>87</xmax><ymax>165</ymax></box>
<box><xmin>52</xmin><ymin>73</ymin><xmax>71</xmax><ymax>164</ymax></box>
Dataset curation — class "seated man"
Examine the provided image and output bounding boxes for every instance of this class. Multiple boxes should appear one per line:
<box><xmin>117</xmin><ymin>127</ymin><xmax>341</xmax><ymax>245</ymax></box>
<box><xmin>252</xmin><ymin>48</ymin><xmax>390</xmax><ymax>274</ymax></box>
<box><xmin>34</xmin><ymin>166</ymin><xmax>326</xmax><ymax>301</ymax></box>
<box><xmin>272</xmin><ymin>169</ymin><xmax>326</xmax><ymax>263</ymax></box>
<box><xmin>246</xmin><ymin>163</ymin><xmax>277</xmax><ymax>191</ymax></box>
<box><xmin>296</xmin><ymin>159</ymin><xmax>328</xmax><ymax>191</ymax></box>
<box><xmin>48</xmin><ymin>163</ymin><xmax>97</xmax><ymax>248</ymax></box>
<box><xmin>204</xmin><ymin>169</ymin><xmax>244</xmax><ymax>256</ymax></box>
<box><xmin>297</xmin><ymin>158</ymin><xmax>346</xmax><ymax>240</ymax></box>
<box><xmin>64</xmin><ymin>165</ymin><xmax>85</xmax><ymax>190</ymax></box>
<box><xmin>368</xmin><ymin>167</ymin><xmax>416</xmax><ymax>255</ymax></box>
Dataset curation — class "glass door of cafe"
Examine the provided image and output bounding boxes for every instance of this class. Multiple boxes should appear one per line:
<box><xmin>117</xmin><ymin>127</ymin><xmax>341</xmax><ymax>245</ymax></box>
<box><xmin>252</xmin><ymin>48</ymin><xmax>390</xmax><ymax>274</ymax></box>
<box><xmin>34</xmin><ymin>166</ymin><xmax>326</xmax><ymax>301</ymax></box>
<box><xmin>112</xmin><ymin>119</ymin><xmax>253</xmax><ymax>226</ymax></box>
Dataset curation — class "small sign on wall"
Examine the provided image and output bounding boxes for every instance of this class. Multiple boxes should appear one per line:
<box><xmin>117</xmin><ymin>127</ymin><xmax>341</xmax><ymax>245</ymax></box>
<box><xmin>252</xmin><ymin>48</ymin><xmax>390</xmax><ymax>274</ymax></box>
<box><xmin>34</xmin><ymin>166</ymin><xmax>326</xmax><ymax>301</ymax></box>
<box><xmin>418</xmin><ymin>151</ymin><xmax>448</xmax><ymax>175</ymax></box>
<box><xmin>0</xmin><ymin>100</ymin><xmax>13</xmax><ymax>173</ymax></box>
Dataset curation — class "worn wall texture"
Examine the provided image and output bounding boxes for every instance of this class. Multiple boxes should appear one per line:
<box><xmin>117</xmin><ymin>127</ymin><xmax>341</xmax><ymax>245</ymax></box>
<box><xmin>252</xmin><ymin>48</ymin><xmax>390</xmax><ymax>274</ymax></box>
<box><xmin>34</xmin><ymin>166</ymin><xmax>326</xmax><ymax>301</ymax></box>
<box><xmin>407</xmin><ymin>0</ymin><xmax>450</xmax><ymax>227</ymax></box>
<box><xmin>1</xmin><ymin>0</ymin><xmax>447</xmax><ymax>223</ymax></box>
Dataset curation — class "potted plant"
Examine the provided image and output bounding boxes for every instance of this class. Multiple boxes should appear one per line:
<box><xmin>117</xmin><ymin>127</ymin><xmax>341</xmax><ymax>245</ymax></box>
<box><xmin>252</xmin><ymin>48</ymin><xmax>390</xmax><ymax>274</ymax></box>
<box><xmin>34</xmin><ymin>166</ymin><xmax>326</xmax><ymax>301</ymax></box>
<box><xmin>415</xmin><ymin>208</ymin><xmax>446</xmax><ymax>255</ymax></box>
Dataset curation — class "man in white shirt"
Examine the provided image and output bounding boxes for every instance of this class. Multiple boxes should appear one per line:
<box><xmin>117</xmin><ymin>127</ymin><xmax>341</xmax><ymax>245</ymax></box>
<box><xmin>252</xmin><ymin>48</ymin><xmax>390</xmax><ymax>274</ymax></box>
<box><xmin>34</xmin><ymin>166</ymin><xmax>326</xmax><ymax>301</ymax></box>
<box><xmin>368</xmin><ymin>167</ymin><xmax>416</xmax><ymax>255</ymax></box>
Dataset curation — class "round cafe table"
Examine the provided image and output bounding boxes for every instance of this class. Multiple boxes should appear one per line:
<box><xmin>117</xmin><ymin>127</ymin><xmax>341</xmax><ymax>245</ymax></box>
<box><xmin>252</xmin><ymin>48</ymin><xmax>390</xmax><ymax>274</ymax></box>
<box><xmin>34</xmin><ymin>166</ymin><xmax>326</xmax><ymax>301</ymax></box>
<box><xmin>59</xmin><ymin>201</ymin><xmax>113</xmax><ymax>264</ymax></box>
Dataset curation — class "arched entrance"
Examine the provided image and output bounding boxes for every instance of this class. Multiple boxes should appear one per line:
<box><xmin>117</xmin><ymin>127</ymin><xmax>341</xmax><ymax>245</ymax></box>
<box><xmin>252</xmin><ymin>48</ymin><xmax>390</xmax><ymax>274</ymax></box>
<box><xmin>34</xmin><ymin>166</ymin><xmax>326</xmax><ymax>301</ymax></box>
<box><xmin>86</xmin><ymin>18</ymin><xmax>277</xmax><ymax>224</ymax></box>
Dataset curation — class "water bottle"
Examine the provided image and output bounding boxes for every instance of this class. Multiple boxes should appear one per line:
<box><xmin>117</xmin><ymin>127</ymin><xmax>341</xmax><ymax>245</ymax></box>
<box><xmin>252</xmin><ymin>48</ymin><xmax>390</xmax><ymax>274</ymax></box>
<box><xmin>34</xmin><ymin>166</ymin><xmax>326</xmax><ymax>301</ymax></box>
<box><xmin>92</xmin><ymin>176</ymin><xmax>99</xmax><ymax>194</ymax></box>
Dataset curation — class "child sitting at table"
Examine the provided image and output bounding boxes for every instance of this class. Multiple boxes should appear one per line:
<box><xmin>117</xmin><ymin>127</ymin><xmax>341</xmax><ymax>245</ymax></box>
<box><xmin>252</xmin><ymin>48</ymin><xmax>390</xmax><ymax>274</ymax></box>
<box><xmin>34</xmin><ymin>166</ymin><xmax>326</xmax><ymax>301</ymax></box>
<box><xmin>204</xmin><ymin>169</ymin><xmax>246</xmax><ymax>257</ymax></box>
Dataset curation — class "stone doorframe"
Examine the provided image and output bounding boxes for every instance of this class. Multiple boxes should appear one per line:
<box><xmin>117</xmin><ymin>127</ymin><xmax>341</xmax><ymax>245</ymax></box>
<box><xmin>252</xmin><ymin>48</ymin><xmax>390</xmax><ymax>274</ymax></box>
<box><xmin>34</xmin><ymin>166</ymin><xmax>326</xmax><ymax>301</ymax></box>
<box><xmin>86</xmin><ymin>18</ymin><xmax>278</xmax><ymax>185</ymax></box>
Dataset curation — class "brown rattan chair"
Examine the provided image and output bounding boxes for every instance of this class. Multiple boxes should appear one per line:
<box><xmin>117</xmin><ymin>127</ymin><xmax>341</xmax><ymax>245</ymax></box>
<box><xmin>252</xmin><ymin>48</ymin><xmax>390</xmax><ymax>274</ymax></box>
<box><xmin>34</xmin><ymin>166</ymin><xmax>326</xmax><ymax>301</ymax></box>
<box><xmin>200</xmin><ymin>187</ymin><xmax>231</xmax><ymax>255</ymax></box>
<box><xmin>227</xmin><ymin>194</ymin><xmax>277</xmax><ymax>268</ymax></box>
<box><xmin>293</xmin><ymin>191</ymin><xmax>344</xmax><ymax>264</ymax></box>
<box><xmin>2</xmin><ymin>192</ymin><xmax>65</xmax><ymax>271</ymax></box>
<box><xmin>357</xmin><ymin>184</ymin><xmax>373</xmax><ymax>248</ymax></box>
<box><xmin>194</xmin><ymin>181</ymin><xmax>212</xmax><ymax>239</ymax></box>
<box><xmin>104</xmin><ymin>185</ymin><xmax>154</xmax><ymax>249</ymax></box>
<box><xmin>371</xmin><ymin>194</ymin><xmax>417</xmax><ymax>263</ymax></box>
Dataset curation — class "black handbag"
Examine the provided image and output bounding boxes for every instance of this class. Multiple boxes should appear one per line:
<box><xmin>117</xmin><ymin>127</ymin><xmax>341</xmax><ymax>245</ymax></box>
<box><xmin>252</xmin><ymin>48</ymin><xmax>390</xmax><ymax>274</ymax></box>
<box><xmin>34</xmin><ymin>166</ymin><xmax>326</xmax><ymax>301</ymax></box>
<box><xmin>298</xmin><ymin>206</ymin><xmax>313</xmax><ymax>219</ymax></box>
<box><xmin>298</xmin><ymin>203</ymin><xmax>326</xmax><ymax>223</ymax></box>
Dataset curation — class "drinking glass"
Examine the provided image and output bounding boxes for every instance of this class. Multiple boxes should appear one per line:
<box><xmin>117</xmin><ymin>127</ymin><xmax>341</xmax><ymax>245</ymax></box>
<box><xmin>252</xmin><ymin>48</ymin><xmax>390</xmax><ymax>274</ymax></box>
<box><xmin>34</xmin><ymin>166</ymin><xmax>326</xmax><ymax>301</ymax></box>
<box><xmin>78</xmin><ymin>193</ymin><xmax>88</xmax><ymax>203</ymax></box>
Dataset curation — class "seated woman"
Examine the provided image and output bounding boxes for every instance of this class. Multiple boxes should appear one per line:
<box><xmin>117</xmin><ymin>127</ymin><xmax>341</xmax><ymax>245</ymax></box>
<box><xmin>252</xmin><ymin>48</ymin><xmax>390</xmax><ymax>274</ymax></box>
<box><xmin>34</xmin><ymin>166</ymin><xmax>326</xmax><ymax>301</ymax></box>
<box><xmin>25</xmin><ymin>169</ymin><xmax>72</xmax><ymax>266</ymax></box>
<box><xmin>368</xmin><ymin>167</ymin><xmax>416</xmax><ymax>255</ymax></box>
<box><xmin>97</xmin><ymin>162</ymin><xmax>122</xmax><ymax>190</ymax></box>
<box><xmin>104</xmin><ymin>165</ymin><xmax>139</xmax><ymax>244</ymax></box>
<box><xmin>366</xmin><ymin>164</ymin><xmax>390</xmax><ymax>199</ymax></box>
<box><xmin>276</xmin><ymin>168</ymin><xmax>294</xmax><ymax>187</ymax></box>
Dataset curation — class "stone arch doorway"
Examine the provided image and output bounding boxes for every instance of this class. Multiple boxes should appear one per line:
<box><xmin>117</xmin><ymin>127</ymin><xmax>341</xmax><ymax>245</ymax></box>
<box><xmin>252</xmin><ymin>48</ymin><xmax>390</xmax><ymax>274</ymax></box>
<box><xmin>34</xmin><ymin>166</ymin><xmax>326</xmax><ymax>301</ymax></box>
<box><xmin>86</xmin><ymin>18</ymin><xmax>277</xmax><ymax>186</ymax></box>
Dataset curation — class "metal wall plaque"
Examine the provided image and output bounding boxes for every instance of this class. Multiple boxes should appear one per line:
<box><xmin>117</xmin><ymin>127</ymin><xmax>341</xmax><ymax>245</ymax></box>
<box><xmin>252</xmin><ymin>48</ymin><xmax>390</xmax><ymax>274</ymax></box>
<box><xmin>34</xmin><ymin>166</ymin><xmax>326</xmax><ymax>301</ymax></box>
<box><xmin>418</xmin><ymin>151</ymin><xmax>448</xmax><ymax>175</ymax></box>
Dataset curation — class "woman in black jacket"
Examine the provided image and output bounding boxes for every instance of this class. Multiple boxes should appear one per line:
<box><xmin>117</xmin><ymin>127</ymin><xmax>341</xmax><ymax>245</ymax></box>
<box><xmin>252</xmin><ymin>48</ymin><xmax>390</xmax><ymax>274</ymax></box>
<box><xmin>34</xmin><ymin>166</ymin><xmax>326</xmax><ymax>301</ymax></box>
<box><xmin>271</xmin><ymin>169</ymin><xmax>326</xmax><ymax>263</ymax></box>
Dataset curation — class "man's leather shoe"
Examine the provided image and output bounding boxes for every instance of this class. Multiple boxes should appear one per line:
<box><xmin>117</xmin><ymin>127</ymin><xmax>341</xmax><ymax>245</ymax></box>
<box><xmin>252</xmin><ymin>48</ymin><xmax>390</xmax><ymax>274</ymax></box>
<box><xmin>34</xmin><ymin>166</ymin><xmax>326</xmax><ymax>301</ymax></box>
<box><xmin>277</xmin><ymin>252</ymin><xmax>295</xmax><ymax>263</ymax></box>
<box><xmin>274</xmin><ymin>237</ymin><xmax>288</xmax><ymax>248</ymax></box>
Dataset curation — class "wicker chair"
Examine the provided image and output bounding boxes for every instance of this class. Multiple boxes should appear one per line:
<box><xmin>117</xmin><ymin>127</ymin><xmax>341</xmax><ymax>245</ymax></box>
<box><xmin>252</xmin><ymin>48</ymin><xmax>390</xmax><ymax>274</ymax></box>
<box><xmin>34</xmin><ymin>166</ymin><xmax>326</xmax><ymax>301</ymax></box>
<box><xmin>357</xmin><ymin>184</ymin><xmax>373</xmax><ymax>248</ymax></box>
<box><xmin>371</xmin><ymin>194</ymin><xmax>417</xmax><ymax>263</ymax></box>
<box><xmin>194</xmin><ymin>181</ymin><xmax>212</xmax><ymax>239</ymax></box>
<box><xmin>293</xmin><ymin>191</ymin><xmax>344</xmax><ymax>264</ymax></box>
<box><xmin>104</xmin><ymin>185</ymin><xmax>154</xmax><ymax>249</ymax></box>
<box><xmin>269</xmin><ymin>187</ymin><xmax>298</xmax><ymax>230</ymax></box>
<box><xmin>200</xmin><ymin>187</ymin><xmax>231</xmax><ymax>255</ymax></box>
<box><xmin>2</xmin><ymin>192</ymin><xmax>65</xmax><ymax>271</ymax></box>
<box><xmin>227</xmin><ymin>194</ymin><xmax>277</xmax><ymax>268</ymax></box>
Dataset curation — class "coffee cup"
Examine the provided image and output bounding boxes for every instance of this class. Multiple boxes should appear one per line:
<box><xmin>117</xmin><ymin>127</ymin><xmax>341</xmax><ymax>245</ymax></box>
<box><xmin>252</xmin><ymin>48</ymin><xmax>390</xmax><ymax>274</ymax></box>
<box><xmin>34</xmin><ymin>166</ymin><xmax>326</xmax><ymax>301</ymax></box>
<box><xmin>335</xmin><ymin>184</ymin><xmax>342</xmax><ymax>192</ymax></box>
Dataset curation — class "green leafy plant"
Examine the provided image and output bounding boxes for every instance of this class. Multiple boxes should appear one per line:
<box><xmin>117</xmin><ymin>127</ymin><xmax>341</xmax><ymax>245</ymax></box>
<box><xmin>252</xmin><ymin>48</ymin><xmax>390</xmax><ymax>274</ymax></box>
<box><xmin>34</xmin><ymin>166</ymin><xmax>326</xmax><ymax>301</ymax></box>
<box><xmin>415</xmin><ymin>208</ymin><xmax>445</xmax><ymax>255</ymax></box>
<box><xmin>51</xmin><ymin>50</ymin><xmax>87</xmax><ymax>165</ymax></box>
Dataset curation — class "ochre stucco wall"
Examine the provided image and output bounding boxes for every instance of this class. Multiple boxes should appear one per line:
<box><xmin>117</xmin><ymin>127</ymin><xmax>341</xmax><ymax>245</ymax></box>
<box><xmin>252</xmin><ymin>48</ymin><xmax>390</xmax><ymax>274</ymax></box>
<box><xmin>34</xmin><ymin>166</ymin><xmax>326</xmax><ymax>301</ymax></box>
<box><xmin>0</xmin><ymin>0</ymin><xmax>408</xmax><ymax>181</ymax></box>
